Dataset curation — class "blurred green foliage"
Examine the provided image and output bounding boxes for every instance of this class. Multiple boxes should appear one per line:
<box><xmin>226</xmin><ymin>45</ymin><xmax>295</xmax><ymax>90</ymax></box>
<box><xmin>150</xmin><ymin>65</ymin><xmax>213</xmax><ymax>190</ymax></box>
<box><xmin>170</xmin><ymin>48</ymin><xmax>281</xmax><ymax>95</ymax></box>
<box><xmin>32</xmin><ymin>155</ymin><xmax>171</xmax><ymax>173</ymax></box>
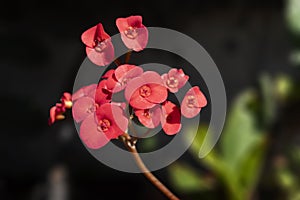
<box><xmin>286</xmin><ymin>0</ymin><xmax>300</xmax><ymax>66</ymax></box>
<box><xmin>167</xmin><ymin>1</ymin><xmax>300</xmax><ymax>198</ymax></box>
<box><xmin>168</xmin><ymin>74</ymin><xmax>300</xmax><ymax>200</ymax></box>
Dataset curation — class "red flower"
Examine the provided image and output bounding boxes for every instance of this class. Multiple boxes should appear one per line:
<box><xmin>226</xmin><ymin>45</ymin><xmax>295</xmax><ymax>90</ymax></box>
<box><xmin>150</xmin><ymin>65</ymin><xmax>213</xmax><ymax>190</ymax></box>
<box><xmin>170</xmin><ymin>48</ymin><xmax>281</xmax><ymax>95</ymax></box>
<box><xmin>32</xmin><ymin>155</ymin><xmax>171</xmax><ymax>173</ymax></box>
<box><xmin>79</xmin><ymin>114</ymin><xmax>110</xmax><ymax>149</ymax></box>
<box><xmin>116</xmin><ymin>15</ymin><xmax>148</xmax><ymax>52</ymax></box>
<box><xmin>125</xmin><ymin>71</ymin><xmax>168</xmax><ymax>109</ymax></box>
<box><xmin>49</xmin><ymin>103</ymin><xmax>66</xmax><ymax>125</ymax></box>
<box><xmin>161</xmin><ymin>68</ymin><xmax>189</xmax><ymax>93</ymax></box>
<box><xmin>61</xmin><ymin>92</ymin><xmax>72</xmax><ymax>108</ymax></box>
<box><xmin>181</xmin><ymin>86</ymin><xmax>207</xmax><ymax>118</ymax></box>
<box><xmin>79</xmin><ymin>103</ymin><xmax>128</xmax><ymax>149</ymax></box>
<box><xmin>81</xmin><ymin>23</ymin><xmax>114</xmax><ymax>66</ymax></box>
<box><xmin>134</xmin><ymin>105</ymin><xmax>161</xmax><ymax>128</ymax></box>
<box><xmin>48</xmin><ymin>92</ymin><xmax>72</xmax><ymax>125</ymax></box>
<box><xmin>161</xmin><ymin>101</ymin><xmax>181</xmax><ymax>135</ymax></box>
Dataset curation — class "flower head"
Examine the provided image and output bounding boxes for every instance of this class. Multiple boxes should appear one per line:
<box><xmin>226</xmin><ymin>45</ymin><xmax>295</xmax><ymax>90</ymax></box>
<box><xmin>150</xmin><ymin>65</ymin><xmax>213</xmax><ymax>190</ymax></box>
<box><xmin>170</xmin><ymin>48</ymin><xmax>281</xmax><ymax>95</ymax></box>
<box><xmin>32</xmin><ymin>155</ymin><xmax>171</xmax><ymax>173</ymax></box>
<box><xmin>96</xmin><ymin>103</ymin><xmax>129</xmax><ymax>139</ymax></box>
<box><xmin>161</xmin><ymin>68</ymin><xmax>189</xmax><ymax>93</ymax></box>
<box><xmin>61</xmin><ymin>92</ymin><xmax>72</xmax><ymax>108</ymax></box>
<box><xmin>181</xmin><ymin>86</ymin><xmax>207</xmax><ymax>118</ymax></box>
<box><xmin>81</xmin><ymin>23</ymin><xmax>115</xmax><ymax>66</ymax></box>
<box><xmin>79</xmin><ymin>103</ymin><xmax>128</xmax><ymax>149</ymax></box>
<box><xmin>116</xmin><ymin>15</ymin><xmax>148</xmax><ymax>52</ymax></box>
<box><xmin>49</xmin><ymin>103</ymin><xmax>66</xmax><ymax>125</ymax></box>
<box><xmin>48</xmin><ymin>92</ymin><xmax>72</xmax><ymax>125</ymax></box>
<box><xmin>79</xmin><ymin>114</ymin><xmax>110</xmax><ymax>149</ymax></box>
<box><xmin>134</xmin><ymin>105</ymin><xmax>161</xmax><ymax>128</ymax></box>
<box><xmin>161</xmin><ymin>101</ymin><xmax>181</xmax><ymax>135</ymax></box>
<box><xmin>125</xmin><ymin>71</ymin><xmax>168</xmax><ymax>109</ymax></box>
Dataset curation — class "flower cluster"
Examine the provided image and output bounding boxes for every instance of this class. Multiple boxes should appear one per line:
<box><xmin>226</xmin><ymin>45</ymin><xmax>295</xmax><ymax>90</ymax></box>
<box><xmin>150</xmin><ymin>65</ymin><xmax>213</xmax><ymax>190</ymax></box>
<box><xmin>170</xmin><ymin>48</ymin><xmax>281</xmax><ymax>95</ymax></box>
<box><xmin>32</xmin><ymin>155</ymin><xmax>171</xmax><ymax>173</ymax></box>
<box><xmin>49</xmin><ymin>15</ymin><xmax>207</xmax><ymax>150</ymax></box>
<box><xmin>49</xmin><ymin>92</ymin><xmax>72</xmax><ymax>125</ymax></box>
<box><xmin>71</xmin><ymin>65</ymin><xmax>206</xmax><ymax>149</ymax></box>
<box><xmin>81</xmin><ymin>15</ymin><xmax>148</xmax><ymax>66</ymax></box>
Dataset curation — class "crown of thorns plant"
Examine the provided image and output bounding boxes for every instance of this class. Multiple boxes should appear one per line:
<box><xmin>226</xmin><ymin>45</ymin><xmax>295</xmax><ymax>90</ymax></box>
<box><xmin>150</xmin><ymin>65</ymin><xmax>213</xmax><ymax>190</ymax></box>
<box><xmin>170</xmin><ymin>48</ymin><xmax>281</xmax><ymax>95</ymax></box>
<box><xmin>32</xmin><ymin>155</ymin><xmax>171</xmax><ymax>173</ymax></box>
<box><xmin>49</xmin><ymin>15</ymin><xmax>207</xmax><ymax>150</ymax></box>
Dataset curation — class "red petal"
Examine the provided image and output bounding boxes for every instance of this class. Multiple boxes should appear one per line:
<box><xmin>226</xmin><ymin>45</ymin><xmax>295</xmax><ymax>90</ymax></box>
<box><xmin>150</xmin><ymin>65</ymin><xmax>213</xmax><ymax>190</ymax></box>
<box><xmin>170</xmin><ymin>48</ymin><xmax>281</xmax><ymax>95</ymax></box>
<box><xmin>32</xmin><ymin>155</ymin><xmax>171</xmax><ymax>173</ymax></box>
<box><xmin>135</xmin><ymin>105</ymin><xmax>161</xmax><ymax>128</ymax></box>
<box><xmin>181</xmin><ymin>105</ymin><xmax>201</xmax><ymax>119</ymax></box>
<box><xmin>79</xmin><ymin>114</ymin><xmax>110</xmax><ymax>149</ymax></box>
<box><xmin>105</xmin><ymin>76</ymin><xmax>122</xmax><ymax>92</ymax></box>
<box><xmin>96</xmin><ymin>103</ymin><xmax>128</xmax><ymax>138</ymax></box>
<box><xmin>187</xmin><ymin>86</ymin><xmax>207</xmax><ymax>108</ymax></box>
<box><xmin>102</xmin><ymin>69</ymin><xmax>115</xmax><ymax>79</ymax></box>
<box><xmin>181</xmin><ymin>86</ymin><xmax>206</xmax><ymax>118</ymax></box>
<box><xmin>161</xmin><ymin>101</ymin><xmax>181</xmax><ymax>135</ymax></box>
<box><xmin>120</xmin><ymin>27</ymin><xmax>148</xmax><ymax>52</ymax></box>
<box><xmin>115</xmin><ymin>64</ymin><xmax>143</xmax><ymax>81</ymax></box>
<box><xmin>86</xmin><ymin>40</ymin><xmax>115</xmax><ymax>66</ymax></box>
<box><xmin>72</xmin><ymin>97</ymin><xmax>95</xmax><ymax>123</ymax></box>
<box><xmin>72</xmin><ymin>84</ymin><xmax>97</xmax><ymax>101</ymax></box>
<box><xmin>84</xmin><ymin>84</ymin><xmax>97</xmax><ymax>99</ymax></box>
<box><xmin>95</xmin><ymin>80</ymin><xmax>112</xmax><ymax>105</ymax></box>
<box><xmin>116</xmin><ymin>16</ymin><xmax>143</xmax><ymax>32</ymax></box>
<box><xmin>114</xmin><ymin>64</ymin><xmax>135</xmax><ymax>80</ymax></box>
<box><xmin>94</xmin><ymin>23</ymin><xmax>110</xmax><ymax>42</ymax></box>
<box><xmin>125</xmin><ymin>77</ymin><xmax>145</xmax><ymax>102</ymax></box>
<box><xmin>62</xmin><ymin>92</ymin><xmax>72</xmax><ymax>101</ymax></box>
<box><xmin>167</xmin><ymin>68</ymin><xmax>178</xmax><ymax>77</ymax></box>
<box><xmin>144</xmin><ymin>84</ymin><xmax>168</xmax><ymax>104</ymax></box>
<box><xmin>116</xmin><ymin>17</ymin><xmax>129</xmax><ymax>32</ymax></box>
<box><xmin>142</xmin><ymin>71</ymin><xmax>163</xmax><ymax>84</ymax></box>
<box><xmin>49</xmin><ymin>106</ymin><xmax>57</xmax><ymax>125</ymax></box>
<box><xmin>127</xmin><ymin>16</ymin><xmax>143</xmax><ymax>28</ymax></box>
<box><xmin>81</xmin><ymin>23</ymin><xmax>110</xmax><ymax>48</ymax></box>
<box><xmin>81</xmin><ymin>25</ymin><xmax>97</xmax><ymax>48</ymax></box>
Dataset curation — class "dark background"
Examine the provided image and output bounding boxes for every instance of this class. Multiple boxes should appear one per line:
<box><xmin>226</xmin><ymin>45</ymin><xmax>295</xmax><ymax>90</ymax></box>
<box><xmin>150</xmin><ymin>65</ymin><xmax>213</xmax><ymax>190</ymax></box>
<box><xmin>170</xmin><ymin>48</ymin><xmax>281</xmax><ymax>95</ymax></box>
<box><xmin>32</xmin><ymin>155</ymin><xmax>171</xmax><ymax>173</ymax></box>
<box><xmin>0</xmin><ymin>0</ymin><xmax>296</xmax><ymax>199</ymax></box>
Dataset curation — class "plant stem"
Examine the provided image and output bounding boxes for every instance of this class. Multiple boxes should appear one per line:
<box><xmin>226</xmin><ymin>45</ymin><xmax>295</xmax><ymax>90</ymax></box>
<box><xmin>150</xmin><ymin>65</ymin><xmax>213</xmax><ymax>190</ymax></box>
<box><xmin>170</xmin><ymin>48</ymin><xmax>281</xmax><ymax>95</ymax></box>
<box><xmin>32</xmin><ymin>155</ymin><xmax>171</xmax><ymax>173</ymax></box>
<box><xmin>121</xmin><ymin>136</ymin><xmax>179</xmax><ymax>200</ymax></box>
<box><xmin>114</xmin><ymin>58</ymin><xmax>121</xmax><ymax>66</ymax></box>
<box><xmin>125</xmin><ymin>51</ymin><xmax>132</xmax><ymax>63</ymax></box>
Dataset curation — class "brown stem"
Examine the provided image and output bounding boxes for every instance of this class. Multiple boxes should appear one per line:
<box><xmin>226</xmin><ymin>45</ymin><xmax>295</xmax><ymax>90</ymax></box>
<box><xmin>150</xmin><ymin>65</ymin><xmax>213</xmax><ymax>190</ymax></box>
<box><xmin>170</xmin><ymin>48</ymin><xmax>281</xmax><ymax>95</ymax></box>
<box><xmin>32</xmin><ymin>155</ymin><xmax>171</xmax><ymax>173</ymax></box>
<box><xmin>114</xmin><ymin>58</ymin><xmax>121</xmax><ymax>66</ymax></box>
<box><xmin>125</xmin><ymin>51</ymin><xmax>132</xmax><ymax>63</ymax></box>
<box><xmin>120</xmin><ymin>135</ymin><xmax>179</xmax><ymax>200</ymax></box>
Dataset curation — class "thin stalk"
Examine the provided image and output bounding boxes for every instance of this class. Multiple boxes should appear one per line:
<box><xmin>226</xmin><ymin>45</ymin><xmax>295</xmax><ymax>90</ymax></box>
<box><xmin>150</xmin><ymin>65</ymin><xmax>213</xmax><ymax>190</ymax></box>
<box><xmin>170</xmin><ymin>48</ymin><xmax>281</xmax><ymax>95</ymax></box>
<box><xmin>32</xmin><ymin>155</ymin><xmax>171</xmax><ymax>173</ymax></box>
<box><xmin>114</xmin><ymin>58</ymin><xmax>121</xmax><ymax>66</ymax></box>
<box><xmin>125</xmin><ymin>51</ymin><xmax>132</xmax><ymax>63</ymax></box>
<box><xmin>120</xmin><ymin>135</ymin><xmax>179</xmax><ymax>200</ymax></box>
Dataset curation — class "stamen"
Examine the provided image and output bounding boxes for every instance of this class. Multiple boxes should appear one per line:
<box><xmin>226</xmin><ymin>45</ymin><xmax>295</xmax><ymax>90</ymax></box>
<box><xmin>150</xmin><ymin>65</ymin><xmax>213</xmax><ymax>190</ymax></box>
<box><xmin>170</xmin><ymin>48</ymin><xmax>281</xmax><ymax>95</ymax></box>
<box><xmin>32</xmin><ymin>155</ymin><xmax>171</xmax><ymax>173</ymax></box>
<box><xmin>139</xmin><ymin>85</ymin><xmax>151</xmax><ymax>97</ymax></box>
<box><xmin>97</xmin><ymin>119</ymin><xmax>111</xmax><ymax>132</ymax></box>
<box><xmin>166</xmin><ymin>77</ymin><xmax>179</xmax><ymax>88</ymax></box>
<box><xmin>124</xmin><ymin>26</ymin><xmax>138</xmax><ymax>39</ymax></box>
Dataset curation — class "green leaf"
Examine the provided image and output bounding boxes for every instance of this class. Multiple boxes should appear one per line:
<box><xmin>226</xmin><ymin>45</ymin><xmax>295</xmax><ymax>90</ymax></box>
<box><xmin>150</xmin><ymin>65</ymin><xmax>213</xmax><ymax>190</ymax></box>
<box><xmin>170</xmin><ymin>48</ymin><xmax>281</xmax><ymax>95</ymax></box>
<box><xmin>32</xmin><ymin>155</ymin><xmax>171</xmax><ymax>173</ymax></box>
<box><xmin>286</xmin><ymin>0</ymin><xmax>300</xmax><ymax>36</ymax></box>
<box><xmin>139</xmin><ymin>136</ymin><xmax>158</xmax><ymax>152</ymax></box>
<box><xmin>168</xmin><ymin>162</ymin><xmax>213</xmax><ymax>193</ymax></box>
<box><xmin>220</xmin><ymin>90</ymin><xmax>263</xmax><ymax>170</ymax></box>
<box><xmin>259</xmin><ymin>74</ymin><xmax>277</xmax><ymax>126</ymax></box>
<box><xmin>187</xmin><ymin>124</ymin><xmax>242</xmax><ymax>199</ymax></box>
<box><xmin>238</xmin><ymin>137</ymin><xmax>267</xmax><ymax>196</ymax></box>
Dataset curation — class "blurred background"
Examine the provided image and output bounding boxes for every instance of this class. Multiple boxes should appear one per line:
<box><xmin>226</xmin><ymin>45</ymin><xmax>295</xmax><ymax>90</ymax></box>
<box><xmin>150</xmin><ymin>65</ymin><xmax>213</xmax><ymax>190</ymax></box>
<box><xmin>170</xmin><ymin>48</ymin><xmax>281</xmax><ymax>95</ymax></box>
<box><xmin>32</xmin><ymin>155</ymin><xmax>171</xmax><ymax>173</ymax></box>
<box><xmin>1</xmin><ymin>0</ymin><xmax>300</xmax><ymax>199</ymax></box>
